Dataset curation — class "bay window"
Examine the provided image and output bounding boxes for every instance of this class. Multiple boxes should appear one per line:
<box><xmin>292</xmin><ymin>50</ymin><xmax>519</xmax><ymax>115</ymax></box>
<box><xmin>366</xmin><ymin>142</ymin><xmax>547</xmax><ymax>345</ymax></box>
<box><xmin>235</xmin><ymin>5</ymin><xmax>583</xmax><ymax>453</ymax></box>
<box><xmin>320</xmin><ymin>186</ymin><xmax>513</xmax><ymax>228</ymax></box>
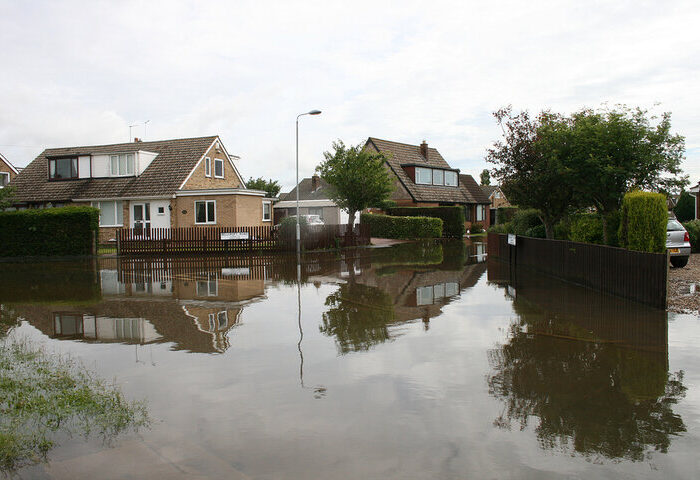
<box><xmin>195</xmin><ymin>200</ymin><xmax>216</xmax><ymax>224</ymax></box>
<box><xmin>91</xmin><ymin>201</ymin><xmax>124</xmax><ymax>227</ymax></box>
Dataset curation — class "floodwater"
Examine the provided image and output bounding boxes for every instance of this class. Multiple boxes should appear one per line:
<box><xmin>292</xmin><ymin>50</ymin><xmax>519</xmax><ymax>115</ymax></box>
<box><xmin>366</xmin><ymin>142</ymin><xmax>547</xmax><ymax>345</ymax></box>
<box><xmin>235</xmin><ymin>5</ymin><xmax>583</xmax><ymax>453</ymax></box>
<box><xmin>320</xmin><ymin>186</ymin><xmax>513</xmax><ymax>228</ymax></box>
<box><xmin>1</xmin><ymin>240</ymin><xmax>699</xmax><ymax>479</ymax></box>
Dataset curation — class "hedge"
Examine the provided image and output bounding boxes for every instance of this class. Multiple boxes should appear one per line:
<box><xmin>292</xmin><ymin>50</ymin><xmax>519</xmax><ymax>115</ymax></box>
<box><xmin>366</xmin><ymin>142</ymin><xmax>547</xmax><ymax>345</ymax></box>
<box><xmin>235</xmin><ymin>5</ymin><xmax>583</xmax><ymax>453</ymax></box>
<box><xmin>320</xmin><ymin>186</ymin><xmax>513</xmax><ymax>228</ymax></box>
<box><xmin>683</xmin><ymin>220</ymin><xmax>700</xmax><ymax>253</ymax></box>
<box><xmin>495</xmin><ymin>207</ymin><xmax>518</xmax><ymax>225</ymax></box>
<box><xmin>618</xmin><ymin>192</ymin><xmax>666</xmax><ymax>253</ymax></box>
<box><xmin>569</xmin><ymin>214</ymin><xmax>604</xmax><ymax>245</ymax></box>
<box><xmin>387</xmin><ymin>206</ymin><xmax>464</xmax><ymax>238</ymax></box>
<box><xmin>0</xmin><ymin>206</ymin><xmax>99</xmax><ymax>257</ymax></box>
<box><xmin>361</xmin><ymin>213</ymin><xmax>442</xmax><ymax>239</ymax></box>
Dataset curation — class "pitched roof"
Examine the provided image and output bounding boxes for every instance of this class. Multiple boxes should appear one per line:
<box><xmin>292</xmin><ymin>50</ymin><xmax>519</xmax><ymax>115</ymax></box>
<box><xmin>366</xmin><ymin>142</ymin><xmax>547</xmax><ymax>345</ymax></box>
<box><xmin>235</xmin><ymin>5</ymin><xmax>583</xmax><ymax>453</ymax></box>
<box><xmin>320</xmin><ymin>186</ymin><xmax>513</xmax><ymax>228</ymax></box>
<box><xmin>0</xmin><ymin>153</ymin><xmax>19</xmax><ymax>174</ymax></box>
<box><xmin>281</xmin><ymin>176</ymin><xmax>333</xmax><ymax>202</ymax></box>
<box><xmin>460</xmin><ymin>174</ymin><xmax>491</xmax><ymax>204</ymax></box>
<box><xmin>366</xmin><ymin>137</ymin><xmax>485</xmax><ymax>204</ymax></box>
<box><xmin>11</xmin><ymin>136</ymin><xmax>219</xmax><ymax>203</ymax></box>
<box><xmin>481</xmin><ymin>185</ymin><xmax>497</xmax><ymax>197</ymax></box>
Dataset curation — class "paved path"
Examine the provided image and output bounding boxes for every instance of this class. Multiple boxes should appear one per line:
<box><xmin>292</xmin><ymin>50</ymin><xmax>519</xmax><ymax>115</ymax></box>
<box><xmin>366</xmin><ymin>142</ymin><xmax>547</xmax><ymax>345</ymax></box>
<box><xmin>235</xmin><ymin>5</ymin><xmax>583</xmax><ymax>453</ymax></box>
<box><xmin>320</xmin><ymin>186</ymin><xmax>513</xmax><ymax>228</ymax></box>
<box><xmin>668</xmin><ymin>253</ymin><xmax>700</xmax><ymax>315</ymax></box>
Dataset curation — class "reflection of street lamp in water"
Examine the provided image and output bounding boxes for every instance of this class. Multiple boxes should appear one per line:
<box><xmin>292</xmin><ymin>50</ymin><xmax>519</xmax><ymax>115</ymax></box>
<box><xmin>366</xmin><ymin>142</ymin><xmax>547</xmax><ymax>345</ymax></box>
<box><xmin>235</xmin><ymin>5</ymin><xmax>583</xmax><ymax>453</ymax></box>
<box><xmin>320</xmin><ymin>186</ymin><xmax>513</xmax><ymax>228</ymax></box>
<box><xmin>296</xmin><ymin>263</ymin><xmax>326</xmax><ymax>399</ymax></box>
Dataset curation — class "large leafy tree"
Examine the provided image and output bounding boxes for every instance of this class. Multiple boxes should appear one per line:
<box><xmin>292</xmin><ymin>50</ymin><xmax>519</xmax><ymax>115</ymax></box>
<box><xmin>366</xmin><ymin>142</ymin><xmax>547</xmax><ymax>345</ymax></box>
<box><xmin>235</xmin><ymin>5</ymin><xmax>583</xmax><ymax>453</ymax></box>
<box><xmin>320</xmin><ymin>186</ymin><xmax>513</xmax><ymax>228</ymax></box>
<box><xmin>567</xmin><ymin>106</ymin><xmax>686</xmax><ymax>242</ymax></box>
<box><xmin>245</xmin><ymin>177</ymin><xmax>281</xmax><ymax>198</ymax></box>
<box><xmin>316</xmin><ymin>140</ymin><xmax>394</xmax><ymax>228</ymax></box>
<box><xmin>487</xmin><ymin>107</ymin><xmax>579</xmax><ymax>239</ymax></box>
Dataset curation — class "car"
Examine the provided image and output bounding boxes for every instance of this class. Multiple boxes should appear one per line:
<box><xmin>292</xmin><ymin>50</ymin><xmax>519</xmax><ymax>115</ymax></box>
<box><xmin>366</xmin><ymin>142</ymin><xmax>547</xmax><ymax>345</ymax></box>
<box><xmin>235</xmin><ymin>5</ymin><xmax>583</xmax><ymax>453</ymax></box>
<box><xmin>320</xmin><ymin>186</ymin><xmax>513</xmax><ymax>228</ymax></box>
<box><xmin>667</xmin><ymin>218</ymin><xmax>691</xmax><ymax>268</ymax></box>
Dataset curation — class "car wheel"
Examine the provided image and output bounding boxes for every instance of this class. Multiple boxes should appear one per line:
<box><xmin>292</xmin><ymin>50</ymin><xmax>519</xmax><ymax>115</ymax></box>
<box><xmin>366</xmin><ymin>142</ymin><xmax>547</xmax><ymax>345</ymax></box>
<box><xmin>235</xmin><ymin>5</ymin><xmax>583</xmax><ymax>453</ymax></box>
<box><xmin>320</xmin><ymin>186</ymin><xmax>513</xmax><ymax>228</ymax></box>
<box><xmin>670</xmin><ymin>256</ymin><xmax>689</xmax><ymax>268</ymax></box>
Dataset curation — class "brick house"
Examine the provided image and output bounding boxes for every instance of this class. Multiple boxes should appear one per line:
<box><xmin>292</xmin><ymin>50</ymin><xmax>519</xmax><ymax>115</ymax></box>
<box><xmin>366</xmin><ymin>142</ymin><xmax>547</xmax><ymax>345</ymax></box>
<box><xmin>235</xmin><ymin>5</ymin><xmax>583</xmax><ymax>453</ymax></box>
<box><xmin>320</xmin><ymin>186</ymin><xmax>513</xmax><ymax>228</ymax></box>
<box><xmin>481</xmin><ymin>185</ymin><xmax>511</xmax><ymax>225</ymax></box>
<box><xmin>273</xmin><ymin>174</ymin><xmax>358</xmax><ymax>225</ymax></box>
<box><xmin>10</xmin><ymin>136</ymin><xmax>273</xmax><ymax>243</ymax></box>
<box><xmin>0</xmin><ymin>152</ymin><xmax>19</xmax><ymax>188</ymax></box>
<box><xmin>364</xmin><ymin>138</ymin><xmax>491</xmax><ymax>229</ymax></box>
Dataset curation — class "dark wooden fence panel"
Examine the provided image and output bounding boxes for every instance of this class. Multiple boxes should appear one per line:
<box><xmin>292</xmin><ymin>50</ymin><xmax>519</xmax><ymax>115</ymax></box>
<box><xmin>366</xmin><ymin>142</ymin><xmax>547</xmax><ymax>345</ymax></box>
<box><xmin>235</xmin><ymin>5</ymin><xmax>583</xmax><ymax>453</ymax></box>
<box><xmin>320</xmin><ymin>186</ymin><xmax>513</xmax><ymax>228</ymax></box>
<box><xmin>117</xmin><ymin>224</ymin><xmax>370</xmax><ymax>256</ymax></box>
<box><xmin>487</xmin><ymin>233</ymin><xmax>668</xmax><ymax>309</ymax></box>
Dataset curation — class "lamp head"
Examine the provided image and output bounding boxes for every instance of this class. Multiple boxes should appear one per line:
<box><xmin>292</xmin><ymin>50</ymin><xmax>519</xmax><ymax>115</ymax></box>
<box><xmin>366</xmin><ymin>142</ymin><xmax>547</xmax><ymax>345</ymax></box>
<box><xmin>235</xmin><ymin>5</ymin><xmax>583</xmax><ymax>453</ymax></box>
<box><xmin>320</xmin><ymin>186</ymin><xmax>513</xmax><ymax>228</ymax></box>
<box><xmin>308</xmin><ymin>110</ymin><xmax>322</xmax><ymax>115</ymax></box>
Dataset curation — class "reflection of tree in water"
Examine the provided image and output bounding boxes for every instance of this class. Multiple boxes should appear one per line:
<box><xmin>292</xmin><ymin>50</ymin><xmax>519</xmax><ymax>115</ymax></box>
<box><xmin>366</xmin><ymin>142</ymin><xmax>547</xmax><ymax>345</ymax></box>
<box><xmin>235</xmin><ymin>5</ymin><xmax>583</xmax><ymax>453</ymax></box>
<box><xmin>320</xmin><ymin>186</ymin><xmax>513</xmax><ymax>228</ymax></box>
<box><xmin>487</xmin><ymin>318</ymin><xmax>687</xmax><ymax>462</ymax></box>
<box><xmin>320</xmin><ymin>282</ymin><xmax>396</xmax><ymax>354</ymax></box>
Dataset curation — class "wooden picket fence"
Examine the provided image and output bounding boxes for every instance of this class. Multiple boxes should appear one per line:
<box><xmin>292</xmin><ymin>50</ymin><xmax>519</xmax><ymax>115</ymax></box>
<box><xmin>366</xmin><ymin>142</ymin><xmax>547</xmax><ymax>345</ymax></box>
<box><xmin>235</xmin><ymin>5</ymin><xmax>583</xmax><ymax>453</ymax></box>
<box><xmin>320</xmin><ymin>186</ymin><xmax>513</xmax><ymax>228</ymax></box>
<box><xmin>116</xmin><ymin>224</ymin><xmax>370</xmax><ymax>255</ymax></box>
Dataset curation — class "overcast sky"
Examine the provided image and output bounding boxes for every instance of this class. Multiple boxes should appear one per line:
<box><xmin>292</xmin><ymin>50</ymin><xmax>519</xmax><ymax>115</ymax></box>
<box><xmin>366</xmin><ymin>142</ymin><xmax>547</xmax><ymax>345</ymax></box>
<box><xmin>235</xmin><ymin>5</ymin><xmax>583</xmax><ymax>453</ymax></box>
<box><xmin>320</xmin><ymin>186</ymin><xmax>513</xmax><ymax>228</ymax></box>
<box><xmin>1</xmin><ymin>0</ymin><xmax>698</xmax><ymax>190</ymax></box>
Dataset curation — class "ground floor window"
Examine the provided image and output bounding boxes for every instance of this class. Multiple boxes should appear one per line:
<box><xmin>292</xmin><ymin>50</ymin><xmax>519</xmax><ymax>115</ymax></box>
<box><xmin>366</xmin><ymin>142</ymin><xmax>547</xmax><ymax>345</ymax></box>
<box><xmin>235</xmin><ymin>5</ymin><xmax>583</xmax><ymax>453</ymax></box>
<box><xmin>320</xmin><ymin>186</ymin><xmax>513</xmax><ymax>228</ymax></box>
<box><xmin>476</xmin><ymin>205</ymin><xmax>486</xmax><ymax>222</ymax></box>
<box><xmin>262</xmin><ymin>201</ymin><xmax>272</xmax><ymax>221</ymax></box>
<box><xmin>92</xmin><ymin>200</ymin><xmax>124</xmax><ymax>227</ymax></box>
<box><xmin>464</xmin><ymin>205</ymin><xmax>472</xmax><ymax>222</ymax></box>
<box><xmin>195</xmin><ymin>200</ymin><xmax>216</xmax><ymax>224</ymax></box>
<box><xmin>308</xmin><ymin>207</ymin><xmax>323</xmax><ymax>221</ymax></box>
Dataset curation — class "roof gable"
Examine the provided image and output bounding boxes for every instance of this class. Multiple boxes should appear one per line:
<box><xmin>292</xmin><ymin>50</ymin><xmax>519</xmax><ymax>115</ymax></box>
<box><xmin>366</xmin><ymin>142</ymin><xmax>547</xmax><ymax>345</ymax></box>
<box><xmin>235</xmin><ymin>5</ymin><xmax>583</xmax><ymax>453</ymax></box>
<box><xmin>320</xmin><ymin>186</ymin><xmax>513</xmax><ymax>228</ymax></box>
<box><xmin>0</xmin><ymin>153</ymin><xmax>19</xmax><ymax>174</ymax></box>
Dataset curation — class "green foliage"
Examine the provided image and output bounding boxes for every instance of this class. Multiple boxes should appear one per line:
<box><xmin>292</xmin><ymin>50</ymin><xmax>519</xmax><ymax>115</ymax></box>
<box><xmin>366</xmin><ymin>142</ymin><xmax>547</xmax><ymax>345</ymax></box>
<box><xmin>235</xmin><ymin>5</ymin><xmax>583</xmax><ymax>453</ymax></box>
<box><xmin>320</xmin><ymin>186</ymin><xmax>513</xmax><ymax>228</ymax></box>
<box><xmin>618</xmin><ymin>192</ymin><xmax>667</xmax><ymax>253</ymax></box>
<box><xmin>480</xmin><ymin>169</ymin><xmax>491</xmax><ymax>185</ymax></box>
<box><xmin>488</xmin><ymin>223</ymin><xmax>509</xmax><ymax>235</ymax></box>
<box><xmin>361</xmin><ymin>213</ymin><xmax>442</xmax><ymax>239</ymax></box>
<box><xmin>524</xmin><ymin>225</ymin><xmax>546</xmax><ymax>238</ymax></box>
<box><xmin>0</xmin><ymin>206</ymin><xmax>98</xmax><ymax>257</ymax></box>
<box><xmin>496</xmin><ymin>207</ymin><xmax>518</xmax><ymax>224</ymax></box>
<box><xmin>470</xmin><ymin>223</ymin><xmax>484</xmax><ymax>234</ymax></box>
<box><xmin>387</xmin><ymin>206</ymin><xmax>465</xmax><ymax>238</ymax></box>
<box><xmin>278</xmin><ymin>215</ymin><xmax>308</xmax><ymax>249</ymax></box>
<box><xmin>569</xmin><ymin>214</ymin><xmax>604</xmax><ymax>244</ymax></box>
<box><xmin>377</xmin><ymin>199</ymin><xmax>397</xmax><ymax>211</ymax></box>
<box><xmin>317</xmin><ymin>140</ymin><xmax>394</xmax><ymax>227</ymax></box>
<box><xmin>0</xmin><ymin>338</ymin><xmax>149</xmax><ymax>472</ymax></box>
<box><xmin>510</xmin><ymin>208</ymin><xmax>543</xmax><ymax>235</ymax></box>
<box><xmin>674</xmin><ymin>191</ymin><xmax>696</xmax><ymax>223</ymax></box>
<box><xmin>245</xmin><ymin>177</ymin><xmax>281</xmax><ymax>198</ymax></box>
<box><xmin>683</xmin><ymin>220</ymin><xmax>700</xmax><ymax>253</ymax></box>
<box><xmin>0</xmin><ymin>186</ymin><xmax>16</xmax><ymax>209</ymax></box>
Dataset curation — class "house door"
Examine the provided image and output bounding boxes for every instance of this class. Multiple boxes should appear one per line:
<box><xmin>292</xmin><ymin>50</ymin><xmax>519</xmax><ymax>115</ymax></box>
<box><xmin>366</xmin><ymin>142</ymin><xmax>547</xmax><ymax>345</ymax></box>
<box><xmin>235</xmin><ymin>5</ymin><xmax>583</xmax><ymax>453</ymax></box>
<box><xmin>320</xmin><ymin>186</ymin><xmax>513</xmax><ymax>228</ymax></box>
<box><xmin>133</xmin><ymin>203</ymin><xmax>151</xmax><ymax>235</ymax></box>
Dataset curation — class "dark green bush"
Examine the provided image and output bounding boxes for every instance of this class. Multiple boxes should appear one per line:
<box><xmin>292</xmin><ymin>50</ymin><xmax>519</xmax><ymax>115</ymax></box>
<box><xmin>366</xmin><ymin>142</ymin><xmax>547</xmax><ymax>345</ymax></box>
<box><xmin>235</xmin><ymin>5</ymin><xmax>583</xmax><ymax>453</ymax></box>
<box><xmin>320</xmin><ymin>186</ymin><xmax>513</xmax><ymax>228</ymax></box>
<box><xmin>496</xmin><ymin>207</ymin><xmax>518</xmax><ymax>225</ymax></box>
<box><xmin>569</xmin><ymin>214</ymin><xmax>604</xmax><ymax>244</ymax></box>
<box><xmin>0</xmin><ymin>206</ymin><xmax>98</xmax><ymax>257</ymax></box>
<box><xmin>361</xmin><ymin>213</ymin><xmax>442</xmax><ymax>239</ymax></box>
<box><xmin>387</xmin><ymin>206</ymin><xmax>464</xmax><ymax>238</ymax></box>
<box><xmin>510</xmin><ymin>208</ymin><xmax>543</xmax><ymax>235</ymax></box>
<box><xmin>674</xmin><ymin>191</ymin><xmax>696</xmax><ymax>223</ymax></box>
<box><xmin>469</xmin><ymin>223</ymin><xmax>484</xmax><ymax>234</ymax></box>
<box><xmin>683</xmin><ymin>220</ymin><xmax>700</xmax><ymax>253</ymax></box>
<box><xmin>278</xmin><ymin>215</ymin><xmax>308</xmax><ymax>249</ymax></box>
<box><xmin>618</xmin><ymin>192</ymin><xmax>667</xmax><ymax>253</ymax></box>
<box><xmin>524</xmin><ymin>225</ymin><xmax>546</xmax><ymax>238</ymax></box>
<box><xmin>488</xmin><ymin>223</ymin><xmax>509</xmax><ymax>234</ymax></box>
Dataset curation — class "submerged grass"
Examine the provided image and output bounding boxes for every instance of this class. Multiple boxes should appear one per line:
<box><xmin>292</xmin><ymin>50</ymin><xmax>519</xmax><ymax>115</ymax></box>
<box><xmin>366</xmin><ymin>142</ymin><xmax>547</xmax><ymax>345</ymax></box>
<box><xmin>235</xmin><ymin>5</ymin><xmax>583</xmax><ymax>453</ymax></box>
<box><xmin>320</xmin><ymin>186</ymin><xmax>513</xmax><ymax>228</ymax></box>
<box><xmin>0</xmin><ymin>337</ymin><xmax>149</xmax><ymax>472</ymax></box>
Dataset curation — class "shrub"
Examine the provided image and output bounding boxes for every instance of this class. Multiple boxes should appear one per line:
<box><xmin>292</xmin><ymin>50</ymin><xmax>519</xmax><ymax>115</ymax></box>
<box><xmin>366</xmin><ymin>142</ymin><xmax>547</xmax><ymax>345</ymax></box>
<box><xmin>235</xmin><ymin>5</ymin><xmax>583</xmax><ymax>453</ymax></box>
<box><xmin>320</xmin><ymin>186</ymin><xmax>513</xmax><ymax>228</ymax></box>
<box><xmin>510</xmin><ymin>208</ymin><xmax>543</xmax><ymax>235</ymax></box>
<box><xmin>495</xmin><ymin>207</ymin><xmax>518</xmax><ymax>225</ymax></box>
<box><xmin>618</xmin><ymin>191</ymin><xmax>667</xmax><ymax>253</ymax></box>
<box><xmin>674</xmin><ymin>191</ymin><xmax>696</xmax><ymax>223</ymax></box>
<box><xmin>469</xmin><ymin>223</ymin><xmax>484</xmax><ymax>234</ymax></box>
<box><xmin>488</xmin><ymin>223</ymin><xmax>509</xmax><ymax>234</ymax></box>
<box><xmin>361</xmin><ymin>213</ymin><xmax>442</xmax><ymax>239</ymax></box>
<box><xmin>683</xmin><ymin>220</ymin><xmax>700</xmax><ymax>253</ymax></box>
<box><xmin>387</xmin><ymin>206</ymin><xmax>464</xmax><ymax>238</ymax></box>
<box><xmin>0</xmin><ymin>206</ymin><xmax>98</xmax><ymax>257</ymax></box>
<box><xmin>278</xmin><ymin>215</ymin><xmax>308</xmax><ymax>249</ymax></box>
<box><xmin>569</xmin><ymin>214</ymin><xmax>604</xmax><ymax>244</ymax></box>
<box><xmin>524</xmin><ymin>224</ymin><xmax>546</xmax><ymax>238</ymax></box>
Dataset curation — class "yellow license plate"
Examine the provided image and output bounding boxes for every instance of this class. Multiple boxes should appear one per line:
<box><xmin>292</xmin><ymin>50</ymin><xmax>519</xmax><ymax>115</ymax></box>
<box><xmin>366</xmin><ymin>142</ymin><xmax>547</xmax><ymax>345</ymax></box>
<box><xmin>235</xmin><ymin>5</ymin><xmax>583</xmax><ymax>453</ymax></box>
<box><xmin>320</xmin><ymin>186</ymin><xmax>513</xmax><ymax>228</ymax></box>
<box><xmin>669</xmin><ymin>248</ymin><xmax>680</xmax><ymax>253</ymax></box>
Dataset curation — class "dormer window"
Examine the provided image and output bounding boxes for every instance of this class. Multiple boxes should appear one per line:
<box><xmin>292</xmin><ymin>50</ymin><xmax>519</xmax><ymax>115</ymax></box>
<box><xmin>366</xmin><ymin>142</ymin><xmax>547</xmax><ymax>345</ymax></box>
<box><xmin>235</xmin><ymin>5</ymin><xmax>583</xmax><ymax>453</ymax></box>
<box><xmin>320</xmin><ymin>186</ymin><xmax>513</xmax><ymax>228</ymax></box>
<box><xmin>110</xmin><ymin>154</ymin><xmax>135</xmax><ymax>176</ymax></box>
<box><xmin>432</xmin><ymin>169</ymin><xmax>444</xmax><ymax>185</ymax></box>
<box><xmin>416</xmin><ymin>167</ymin><xmax>432</xmax><ymax>184</ymax></box>
<box><xmin>445</xmin><ymin>171</ymin><xmax>457</xmax><ymax>186</ymax></box>
<box><xmin>49</xmin><ymin>157</ymin><xmax>78</xmax><ymax>180</ymax></box>
<box><xmin>414</xmin><ymin>166</ymin><xmax>458</xmax><ymax>187</ymax></box>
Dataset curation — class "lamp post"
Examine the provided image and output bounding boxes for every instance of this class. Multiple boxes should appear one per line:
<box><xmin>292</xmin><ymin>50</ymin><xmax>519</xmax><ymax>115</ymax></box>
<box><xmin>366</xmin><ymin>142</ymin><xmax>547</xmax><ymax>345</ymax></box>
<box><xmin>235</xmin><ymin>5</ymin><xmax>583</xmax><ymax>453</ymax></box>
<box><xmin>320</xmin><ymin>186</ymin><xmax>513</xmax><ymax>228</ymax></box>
<box><xmin>295</xmin><ymin>109</ymin><xmax>322</xmax><ymax>258</ymax></box>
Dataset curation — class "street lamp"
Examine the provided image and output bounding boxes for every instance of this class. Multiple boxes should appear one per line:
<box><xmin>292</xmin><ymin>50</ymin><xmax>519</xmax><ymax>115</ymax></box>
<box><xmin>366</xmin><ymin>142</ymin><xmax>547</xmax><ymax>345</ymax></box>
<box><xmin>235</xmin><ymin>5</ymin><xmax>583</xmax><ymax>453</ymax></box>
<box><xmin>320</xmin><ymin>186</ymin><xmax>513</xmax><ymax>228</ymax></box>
<box><xmin>295</xmin><ymin>109</ymin><xmax>322</xmax><ymax>258</ymax></box>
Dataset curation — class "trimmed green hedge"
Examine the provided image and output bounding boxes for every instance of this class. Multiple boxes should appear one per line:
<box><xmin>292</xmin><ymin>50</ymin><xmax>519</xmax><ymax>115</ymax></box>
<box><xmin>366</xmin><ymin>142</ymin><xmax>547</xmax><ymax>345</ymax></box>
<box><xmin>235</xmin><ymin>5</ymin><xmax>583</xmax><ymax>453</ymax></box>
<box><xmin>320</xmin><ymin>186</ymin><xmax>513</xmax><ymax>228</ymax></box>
<box><xmin>618</xmin><ymin>192</ymin><xmax>666</xmax><ymax>253</ymax></box>
<box><xmin>683</xmin><ymin>220</ymin><xmax>700</xmax><ymax>253</ymax></box>
<box><xmin>0</xmin><ymin>206</ymin><xmax>99</xmax><ymax>257</ymax></box>
<box><xmin>361</xmin><ymin>213</ymin><xmax>442</xmax><ymax>239</ymax></box>
<box><xmin>387</xmin><ymin>206</ymin><xmax>464</xmax><ymax>238</ymax></box>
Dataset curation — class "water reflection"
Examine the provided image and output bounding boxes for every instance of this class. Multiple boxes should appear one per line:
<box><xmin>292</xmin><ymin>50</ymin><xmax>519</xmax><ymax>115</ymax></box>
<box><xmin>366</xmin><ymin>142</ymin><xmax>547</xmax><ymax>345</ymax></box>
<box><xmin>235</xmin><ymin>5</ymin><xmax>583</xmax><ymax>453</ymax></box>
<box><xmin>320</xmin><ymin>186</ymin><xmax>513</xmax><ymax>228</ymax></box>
<box><xmin>486</xmin><ymin>258</ymin><xmax>687</xmax><ymax>462</ymax></box>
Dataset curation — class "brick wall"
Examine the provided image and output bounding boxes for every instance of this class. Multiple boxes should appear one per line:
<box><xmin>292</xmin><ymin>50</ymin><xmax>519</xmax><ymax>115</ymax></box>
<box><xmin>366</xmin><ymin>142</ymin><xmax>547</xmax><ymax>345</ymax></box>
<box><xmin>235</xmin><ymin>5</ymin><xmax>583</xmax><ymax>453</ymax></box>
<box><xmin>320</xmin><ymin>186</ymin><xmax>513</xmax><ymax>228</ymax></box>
<box><xmin>173</xmin><ymin>194</ymin><xmax>266</xmax><ymax>228</ymax></box>
<box><xmin>0</xmin><ymin>157</ymin><xmax>17</xmax><ymax>185</ymax></box>
<box><xmin>182</xmin><ymin>142</ymin><xmax>243</xmax><ymax>190</ymax></box>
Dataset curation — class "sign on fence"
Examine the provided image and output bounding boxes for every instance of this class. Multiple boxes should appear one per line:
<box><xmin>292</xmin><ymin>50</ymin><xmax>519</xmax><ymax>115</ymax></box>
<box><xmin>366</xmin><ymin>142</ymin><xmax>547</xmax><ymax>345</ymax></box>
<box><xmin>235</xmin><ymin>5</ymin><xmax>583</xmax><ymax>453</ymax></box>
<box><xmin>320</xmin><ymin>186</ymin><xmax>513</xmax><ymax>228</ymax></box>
<box><xmin>507</xmin><ymin>234</ymin><xmax>516</xmax><ymax>246</ymax></box>
<box><xmin>221</xmin><ymin>267</ymin><xmax>251</xmax><ymax>276</ymax></box>
<box><xmin>221</xmin><ymin>232</ymin><xmax>250</xmax><ymax>240</ymax></box>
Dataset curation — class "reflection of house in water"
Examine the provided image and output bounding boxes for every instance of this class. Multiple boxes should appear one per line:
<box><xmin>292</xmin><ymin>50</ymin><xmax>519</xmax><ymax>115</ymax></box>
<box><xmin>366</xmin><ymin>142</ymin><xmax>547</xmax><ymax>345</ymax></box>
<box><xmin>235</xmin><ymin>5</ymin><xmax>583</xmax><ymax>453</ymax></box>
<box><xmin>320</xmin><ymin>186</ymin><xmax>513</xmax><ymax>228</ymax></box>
<box><xmin>53</xmin><ymin>313</ymin><xmax>162</xmax><ymax>344</ymax></box>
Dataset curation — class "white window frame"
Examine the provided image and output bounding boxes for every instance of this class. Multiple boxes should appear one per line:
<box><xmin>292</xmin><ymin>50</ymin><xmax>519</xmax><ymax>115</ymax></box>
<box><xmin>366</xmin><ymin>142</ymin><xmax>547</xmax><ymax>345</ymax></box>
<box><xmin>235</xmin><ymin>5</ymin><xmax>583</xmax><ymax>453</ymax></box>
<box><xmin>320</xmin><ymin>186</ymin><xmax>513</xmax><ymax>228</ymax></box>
<box><xmin>91</xmin><ymin>200</ymin><xmax>124</xmax><ymax>227</ymax></box>
<box><xmin>204</xmin><ymin>157</ymin><xmax>211</xmax><ymax>177</ymax></box>
<box><xmin>214</xmin><ymin>158</ymin><xmax>224</xmax><ymax>178</ymax></box>
<box><xmin>432</xmin><ymin>169</ymin><xmax>444</xmax><ymax>185</ymax></box>
<box><xmin>110</xmin><ymin>154</ymin><xmax>135</xmax><ymax>177</ymax></box>
<box><xmin>444</xmin><ymin>171</ymin><xmax>458</xmax><ymax>186</ymax></box>
<box><xmin>415</xmin><ymin>167</ymin><xmax>432</xmax><ymax>185</ymax></box>
<box><xmin>262</xmin><ymin>201</ymin><xmax>272</xmax><ymax>222</ymax></box>
<box><xmin>194</xmin><ymin>200</ymin><xmax>216</xmax><ymax>224</ymax></box>
<box><xmin>157</xmin><ymin>206</ymin><xmax>165</xmax><ymax>216</ymax></box>
<box><xmin>476</xmin><ymin>205</ymin><xmax>486</xmax><ymax>222</ymax></box>
<box><xmin>197</xmin><ymin>276</ymin><xmax>218</xmax><ymax>297</ymax></box>
<box><xmin>0</xmin><ymin>172</ymin><xmax>9</xmax><ymax>187</ymax></box>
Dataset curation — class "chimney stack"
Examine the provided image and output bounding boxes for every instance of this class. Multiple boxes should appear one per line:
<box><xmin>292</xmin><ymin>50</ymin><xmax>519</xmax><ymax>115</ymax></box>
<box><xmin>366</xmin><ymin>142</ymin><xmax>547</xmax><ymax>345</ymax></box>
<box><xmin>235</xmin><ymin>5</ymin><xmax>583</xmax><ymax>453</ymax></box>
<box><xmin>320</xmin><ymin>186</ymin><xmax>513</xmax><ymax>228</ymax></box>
<box><xmin>134</xmin><ymin>137</ymin><xmax>142</xmax><ymax>143</ymax></box>
<box><xmin>420</xmin><ymin>140</ymin><xmax>428</xmax><ymax>159</ymax></box>
<box><xmin>311</xmin><ymin>174</ymin><xmax>320</xmax><ymax>191</ymax></box>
